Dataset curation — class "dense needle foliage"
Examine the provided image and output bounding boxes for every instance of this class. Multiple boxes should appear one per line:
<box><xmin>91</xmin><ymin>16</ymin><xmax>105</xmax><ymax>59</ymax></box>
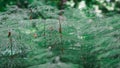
<box><xmin>0</xmin><ymin>0</ymin><xmax>120</xmax><ymax>68</ymax></box>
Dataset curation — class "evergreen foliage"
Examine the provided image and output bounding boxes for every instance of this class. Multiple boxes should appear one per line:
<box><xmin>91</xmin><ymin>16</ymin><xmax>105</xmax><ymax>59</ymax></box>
<box><xmin>0</xmin><ymin>0</ymin><xmax>120</xmax><ymax>68</ymax></box>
